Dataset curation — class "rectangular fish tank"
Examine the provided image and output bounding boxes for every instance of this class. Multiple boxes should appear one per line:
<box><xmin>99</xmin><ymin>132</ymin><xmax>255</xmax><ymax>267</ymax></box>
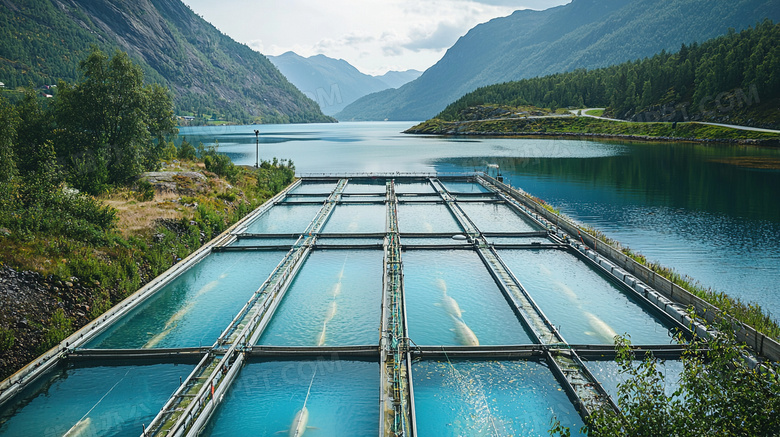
<box><xmin>202</xmin><ymin>359</ymin><xmax>379</xmax><ymax>437</ymax></box>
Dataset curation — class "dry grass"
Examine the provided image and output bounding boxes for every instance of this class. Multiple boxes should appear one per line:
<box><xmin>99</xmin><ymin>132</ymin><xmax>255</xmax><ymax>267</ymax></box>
<box><xmin>102</xmin><ymin>190</ymin><xmax>186</xmax><ymax>238</ymax></box>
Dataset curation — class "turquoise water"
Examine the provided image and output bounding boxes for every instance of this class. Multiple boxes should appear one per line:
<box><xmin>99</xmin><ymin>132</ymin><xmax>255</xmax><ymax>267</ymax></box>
<box><xmin>279</xmin><ymin>196</ymin><xmax>327</xmax><ymax>204</ymax></box>
<box><xmin>203</xmin><ymin>360</ymin><xmax>378</xmax><ymax>436</ymax></box>
<box><xmin>244</xmin><ymin>204</ymin><xmax>323</xmax><ymax>234</ymax></box>
<box><xmin>586</xmin><ymin>359</ymin><xmax>684</xmax><ymax>401</ymax></box>
<box><xmin>403</xmin><ymin>250</ymin><xmax>534</xmax><ymax>345</ymax></box>
<box><xmin>341</xmin><ymin>195</ymin><xmax>385</xmax><ymax>203</ymax></box>
<box><xmin>344</xmin><ymin>180</ymin><xmax>387</xmax><ymax>194</ymax></box>
<box><xmin>413</xmin><ymin>360</ymin><xmax>585</xmax><ymax>436</ymax></box>
<box><xmin>290</xmin><ymin>182</ymin><xmax>337</xmax><ymax>194</ymax></box>
<box><xmin>395</xmin><ymin>182</ymin><xmax>435</xmax><ymax>194</ymax></box>
<box><xmin>397</xmin><ymin>195</ymin><xmax>442</xmax><ymax>202</ymax></box>
<box><xmin>457</xmin><ymin>202</ymin><xmax>541</xmax><ymax>233</ymax></box>
<box><xmin>321</xmin><ymin>204</ymin><xmax>387</xmax><ymax>233</ymax></box>
<box><xmin>87</xmin><ymin>251</ymin><xmax>285</xmax><ymax>349</ymax></box>
<box><xmin>0</xmin><ymin>363</ymin><xmax>193</xmax><ymax>436</ymax></box>
<box><xmin>488</xmin><ymin>236</ymin><xmax>553</xmax><ymax>245</ymax></box>
<box><xmin>443</xmin><ymin>181</ymin><xmax>491</xmax><ymax>193</ymax></box>
<box><xmin>230</xmin><ymin>237</ymin><xmax>299</xmax><ymax>247</ymax></box>
<box><xmin>258</xmin><ymin>250</ymin><xmax>383</xmax><ymax>346</ymax></box>
<box><xmin>499</xmin><ymin>249</ymin><xmax>674</xmax><ymax>345</ymax></box>
<box><xmin>181</xmin><ymin>123</ymin><xmax>780</xmax><ymax>314</ymax></box>
<box><xmin>397</xmin><ymin>203</ymin><xmax>463</xmax><ymax>234</ymax></box>
<box><xmin>401</xmin><ymin>237</ymin><xmax>471</xmax><ymax>246</ymax></box>
<box><xmin>316</xmin><ymin>238</ymin><xmax>383</xmax><ymax>246</ymax></box>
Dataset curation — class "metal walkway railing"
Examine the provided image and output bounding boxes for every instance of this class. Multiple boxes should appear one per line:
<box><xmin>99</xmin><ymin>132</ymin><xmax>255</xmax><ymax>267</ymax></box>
<box><xmin>144</xmin><ymin>180</ymin><xmax>350</xmax><ymax>437</ymax></box>
<box><xmin>382</xmin><ymin>180</ymin><xmax>416</xmax><ymax>437</ymax></box>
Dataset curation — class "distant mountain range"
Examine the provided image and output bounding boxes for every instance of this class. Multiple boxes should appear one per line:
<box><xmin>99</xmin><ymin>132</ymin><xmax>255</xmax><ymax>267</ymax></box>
<box><xmin>268</xmin><ymin>52</ymin><xmax>421</xmax><ymax>115</ymax></box>
<box><xmin>0</xmin><ymin>0</ymin><xmax>332</xmax><ymax>124</ymax></box>
<box><xmin>336</xmin><ymin>0</ymin><xmax>780</xmax><ymax>121</ymax></box>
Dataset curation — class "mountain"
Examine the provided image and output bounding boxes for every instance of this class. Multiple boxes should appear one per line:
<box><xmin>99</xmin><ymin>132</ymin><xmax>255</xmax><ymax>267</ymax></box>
<box><xmin>416</xmin><ymin>21</ymin><xmax>780</xmax><ymax>130</ymax></box>
<box><xmin>268</xmin><ymin>52</ymin><xmax>420</xmax><ymax>115</ymax></box>
<box><xmin>0</xmin><ymin>0</ymin><xmax>333</xmax><ymax>124</ymax></box>
<box><xmin>375</xmin><ymin>70</ymin><xmax>423</xmax><ymax>89</ymax></box>
<box><xmin>336</xmin><ymin>0</ymin><xmax>780</xmax><ymax>121</ymax></box>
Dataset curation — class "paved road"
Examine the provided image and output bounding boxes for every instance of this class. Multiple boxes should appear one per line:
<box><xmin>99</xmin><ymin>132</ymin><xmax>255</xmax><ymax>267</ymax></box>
<box><xmin>571</xmin><ymin>108</ymin><xmax>780</xmax><ymax>133</ymax></box>
<box><xmin>698</xmin><ymin>122</ymin><xmax>780</xmax><ymax>134</ymax></box>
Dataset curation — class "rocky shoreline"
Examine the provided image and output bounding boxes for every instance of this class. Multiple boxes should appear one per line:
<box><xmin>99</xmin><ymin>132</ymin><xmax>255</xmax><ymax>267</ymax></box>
<box><xmin>0</xmin><ymin>265</ymin><xmax>96</xmax><ymax>380</ymax></box>
<box><xmin>403</xmin><ymin>128</ymin><xmax>780</xmax><ymax>147</ymax></box>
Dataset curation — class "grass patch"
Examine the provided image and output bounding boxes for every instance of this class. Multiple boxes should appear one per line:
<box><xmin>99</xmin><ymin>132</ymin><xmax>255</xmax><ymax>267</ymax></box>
<box><xmin>585</xmin><ymin>109</ymin><xmax>605</xmax><ymax>117</ymax></box>
<box><xmin>407</xmin><ymin>115</ymin><xmax>780</xmax><ymax>143</ymax></box>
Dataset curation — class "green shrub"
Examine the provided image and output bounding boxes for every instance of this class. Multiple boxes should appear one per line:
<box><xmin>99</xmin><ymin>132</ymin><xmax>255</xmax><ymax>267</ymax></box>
<box><xmin>0</xmin><ymin>327</ymin><xmax>14</xmax><ymax>352</ymax></box>
<box><xmin>136</xmin><ymin>179</ymin><xmax>155</xmax><ymax>201</ymax></box>
<box><xmin>38</xmin><ymin>308</ymin><xmax>72</xmax><ymax>353</ymax></box>
<box><xmin>178</xmin><ymin>138</ymin><xmax>197</xmax><ymax>161</ymax></box>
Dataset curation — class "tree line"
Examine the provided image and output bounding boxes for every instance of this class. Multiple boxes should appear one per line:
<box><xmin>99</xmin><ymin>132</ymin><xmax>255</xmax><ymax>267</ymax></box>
<box><xmin>437</xmin><ymin>20</ymin><xmax>779</xmax><ymax>121</ymax></box>
<box><xmin>0</xmin><ymin>47</ymin><xmax>177</xmax><ymax>243</ymax></box>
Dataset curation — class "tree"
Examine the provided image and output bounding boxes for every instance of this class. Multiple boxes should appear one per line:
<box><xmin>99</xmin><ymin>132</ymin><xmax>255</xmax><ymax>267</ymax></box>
<box><xmin>552</xmin><ymin>318</ymin><xmax>780</xmax><ymax>436</ymax></box>
<box><xmin>0</xmin><ymin>98</ymin><xmax>19</xmax><ymax>183</ymax></box>
<box><xmin>54</xmin><ymin>47</ymin><xmax>177</xmax><ymax>193</ymax></box>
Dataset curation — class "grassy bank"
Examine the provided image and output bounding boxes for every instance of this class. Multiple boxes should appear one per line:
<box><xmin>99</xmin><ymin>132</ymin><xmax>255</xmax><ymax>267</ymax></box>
<box><xmin>0</xmin><ymin>158</ymin><xmax>294</xmax><ymax>379</ymax></box>
<box><xmin>406</xmin><ymin>114</ymin><xmax>780</xmax><ymax>145</ymax></box>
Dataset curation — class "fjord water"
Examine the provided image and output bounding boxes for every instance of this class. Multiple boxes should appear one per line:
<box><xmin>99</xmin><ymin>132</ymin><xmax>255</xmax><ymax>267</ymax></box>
<box><xmin>181</xmin><ymin>122</ymin><xmax>780</xmax><ymax>315</ymax></box>
<box><xmin>413</xmin><ymin>360</ymin><xmax>585</xmax><ymax>436</ymax></box>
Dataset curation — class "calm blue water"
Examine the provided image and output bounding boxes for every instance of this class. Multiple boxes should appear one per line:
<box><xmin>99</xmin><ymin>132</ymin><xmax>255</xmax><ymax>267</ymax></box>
<box><xmin>443</xmin><ymin>181</ymin><xmax>492</xmax><ymax>193</ymax></box>
<box><xmin>244</xmin><ymin>204</ymin><xmax>323</xmax><ymax>234</ymax></box>
<box><xmin>403</xmin><ymin>250</ymin><xmax>534</xmax><ymax>345</ymax></box>
<box><xmin>258</xmin><ymin>250</ymin><xmax>383</xmax><ymax>346</ymax></box>
<box><xmin>0</xmin><ymin>363</ymin><xmax>193</xmax><ymax>437</ymax></box>
<box><xmin>413</xmin><ymin>360</ymin><xmax>585</xmax><ymax>436</ymax></box>
<box><xmin>585</xmin><ymin>359</ymin><xmax>684</xmax><ymax>402</ymax></box>
<box><xmin>397</xmin><ymin>203</ymin><xmax>463</xmax><ymax>234</ymax></box>
<box><xmin>498</xmin><ymin>249</ymin><xmax>674</xmax><ymax>345</ymax></box>
<box><xmin>395</xmin><ymin>181</ymin><xmax>435</xmax><ymax>194</ymax></box>
<box><xmin>180</xmin><ymin>122</ymin><xmax>780</xmax><ymax>316</ymax></box>
<box><xmin>290</xmin><ymin>181</ymin><xmax>337</xmax><ymax>194</ymax></box>
<box><xmin>458</xmin><ymin>202</ymin><xmax>542</xmax><ymax>233</ymax></box>
<box><xmin>321</xmin><ymin>204</ymin><xmax>386</xmax><ymax>233</ymax></box>
<box><xmin>87</xmin><ymin>251</ymin><xmax>286</xmax><ymax>349</ymax></box>
<box><xmin>203</xmin><ymin>360</ymin><xmax>378</xmax><ymax>436</ymax></box>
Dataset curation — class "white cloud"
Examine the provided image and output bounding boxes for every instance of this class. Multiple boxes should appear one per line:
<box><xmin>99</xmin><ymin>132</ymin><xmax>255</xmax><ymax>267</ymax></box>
<box><xmin>182</xmin><ymin>0</ymin><xmax>571</xmax><ymax>74</ymax></box>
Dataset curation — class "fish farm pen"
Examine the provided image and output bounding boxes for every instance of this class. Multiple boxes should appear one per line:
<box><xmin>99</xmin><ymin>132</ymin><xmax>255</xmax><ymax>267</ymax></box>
<box><xmin>1</xmin><ymin>174</ymin><xmax>778</xmax><ymax>436</ymax></box>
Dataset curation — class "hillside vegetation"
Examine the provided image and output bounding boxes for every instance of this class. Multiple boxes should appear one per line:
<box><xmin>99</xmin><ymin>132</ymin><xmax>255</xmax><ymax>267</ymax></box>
<box><xmin>0</xmin><ymin>48</ymin><xmax>296</xmax><ymax>379</ymax></box>
<box><xmin>336</xmin><ymin>0</ymin><xmax>780</xmax><ymax>121</ymax></box>
<box><xmin>0</xmin><ymin>0</ymin><xmax>332</xmax><ymax>124</ymax></box>
<box><xmin>434</xmin><ymin>21</ymin><xmax>780</xmax><ymax>128</ymax></box>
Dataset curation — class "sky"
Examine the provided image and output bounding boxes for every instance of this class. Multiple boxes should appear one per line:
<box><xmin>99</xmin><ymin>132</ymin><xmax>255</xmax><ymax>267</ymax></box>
<box><xmin>181</xmin><ymin>0</ymin><xmax>571</xmax><ymax>76</ymax></box>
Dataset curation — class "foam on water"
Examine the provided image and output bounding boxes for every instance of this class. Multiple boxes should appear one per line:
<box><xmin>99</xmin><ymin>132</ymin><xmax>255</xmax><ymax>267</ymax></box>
<box><xmin>413</xmin><ymin>360</ymin><xmax>585</xmax><ymax>436</ymax></box>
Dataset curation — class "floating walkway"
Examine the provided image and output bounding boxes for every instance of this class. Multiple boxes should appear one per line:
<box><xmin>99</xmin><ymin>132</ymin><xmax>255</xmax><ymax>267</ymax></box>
<box><xmin>2</xmin><ymin>173</ymin><xmax>777</xmax><ymax>437</ymax></box>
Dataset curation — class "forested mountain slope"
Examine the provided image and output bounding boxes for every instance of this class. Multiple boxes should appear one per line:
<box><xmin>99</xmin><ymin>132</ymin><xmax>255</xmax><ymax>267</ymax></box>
<box><xmin>336</xmin><ymin>0</ymin><xmax>780</xmax><ymax>121</ymax></box>
<box><xmin>434</xmin><ymin>21</ymin><xmax>780</xmax><ymax>128</ymax></box>
<box><xmin>0</xmin><ymin>0</ymin><xmax>333</xmax><ymax>123</ymax></box>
